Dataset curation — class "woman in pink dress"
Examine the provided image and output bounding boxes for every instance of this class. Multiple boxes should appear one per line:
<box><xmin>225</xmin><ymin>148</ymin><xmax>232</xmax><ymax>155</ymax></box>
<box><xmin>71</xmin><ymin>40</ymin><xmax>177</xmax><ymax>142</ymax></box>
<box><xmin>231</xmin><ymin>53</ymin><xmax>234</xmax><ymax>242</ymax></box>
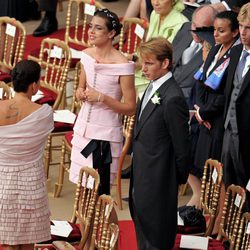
<box><xmin>69</xmin><ymin>8</ymin><xmax>136</xmax><ymax>195</ymax></box>
<box><xmin>0</xmin><ymin>60</ymin><xmax>53</xmax><ymax>250</ymax></box>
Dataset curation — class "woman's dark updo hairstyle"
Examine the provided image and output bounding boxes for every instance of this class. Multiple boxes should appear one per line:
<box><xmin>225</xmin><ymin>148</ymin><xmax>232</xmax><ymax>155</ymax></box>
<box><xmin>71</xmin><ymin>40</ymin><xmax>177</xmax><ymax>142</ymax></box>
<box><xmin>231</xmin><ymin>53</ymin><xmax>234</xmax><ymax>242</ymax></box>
<box><xmin>94</xmin><ymin>8</ymin><xmax>122</xmax><ymax>37</ymax></box>
<box><xmin>215</xmin><ymin>11</ymin><xmax>239</xmax><ymax>31</ymax></box>
<box><xmin>11</xmin><ymin>60</ymin><xmax>41</xmax><ymax>93</ymax></box>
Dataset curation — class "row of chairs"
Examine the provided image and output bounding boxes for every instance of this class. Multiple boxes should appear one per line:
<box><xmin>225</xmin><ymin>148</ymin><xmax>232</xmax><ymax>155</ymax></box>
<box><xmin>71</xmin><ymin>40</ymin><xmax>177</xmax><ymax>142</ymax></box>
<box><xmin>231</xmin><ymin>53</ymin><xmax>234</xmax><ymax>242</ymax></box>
<box><xmin>176</xmin><ymin>158</ymin><xmax>250</xmax><ymax>249</ymax></box>
<box><xmin>35</xmin><ymin>166</ymin><xmax>119</xmax><ymax>250</ymax></box>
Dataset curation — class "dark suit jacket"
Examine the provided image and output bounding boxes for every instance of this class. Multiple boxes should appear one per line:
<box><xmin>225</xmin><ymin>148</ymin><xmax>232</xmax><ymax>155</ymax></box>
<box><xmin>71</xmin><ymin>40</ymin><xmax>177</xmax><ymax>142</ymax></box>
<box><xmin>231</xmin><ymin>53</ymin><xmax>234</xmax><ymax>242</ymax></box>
<box><xmin>172</xmin><ymin>22</ymin><xmax>203</xmax><ymax>103</ymax></box>
<box><xmin>129</xmin><ymin>76</ymin><xmax>190</xmax><ymax>249</ymax></box>
<box><xmin>194</xmin><ymin>44</ymin><xmax>230</xmax><ymax>171</ymax></box>
<box><xmin>224</xmin><ymin>44</ymin><xmax>250</xmax><ymax>178</ymax></box>
<box><xmin>40</xmin><ymin>0</ymin><xmax>57</xmax><ymax>11</ymax></box>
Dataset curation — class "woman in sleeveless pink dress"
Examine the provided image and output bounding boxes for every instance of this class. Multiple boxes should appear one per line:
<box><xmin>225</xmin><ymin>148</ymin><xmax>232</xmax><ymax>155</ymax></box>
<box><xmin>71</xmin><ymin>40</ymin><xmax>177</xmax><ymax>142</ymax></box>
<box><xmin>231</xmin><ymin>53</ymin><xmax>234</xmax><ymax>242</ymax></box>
<box><xmin>69</xmin><ymin>9</ymin><xmax>136</xmax><ymax>195</ymax></box>
<box><xmin>0</xmin><ymin>60</ymin><xmax>53</xmax><ymax>250</ymax></box>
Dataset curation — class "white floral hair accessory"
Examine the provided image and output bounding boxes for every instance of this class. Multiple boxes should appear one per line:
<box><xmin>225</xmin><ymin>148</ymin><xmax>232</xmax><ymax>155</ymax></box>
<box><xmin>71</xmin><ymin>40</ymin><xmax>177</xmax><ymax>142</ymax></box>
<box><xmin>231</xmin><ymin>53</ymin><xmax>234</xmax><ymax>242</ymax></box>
<box><xmin>151</xmin><ymin>91</ymin><xmax>161</xmax><ymax>105</ymax></box>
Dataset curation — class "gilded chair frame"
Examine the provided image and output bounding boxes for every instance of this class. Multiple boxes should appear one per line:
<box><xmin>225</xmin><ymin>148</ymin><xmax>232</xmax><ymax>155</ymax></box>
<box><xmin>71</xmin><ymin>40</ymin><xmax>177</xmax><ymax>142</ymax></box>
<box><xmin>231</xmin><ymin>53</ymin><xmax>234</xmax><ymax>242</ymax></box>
<box><xmin>89</xmin><ymin>194</ymin><xmax>114</xmax><ymax>250</ymax></box>
<box><xmin>235</xmin><ymin>212</ymin><xmax>250</xmax><ymax>250</ymax></box>
<box><xmin>116</xmin><ymin>115</ymin><xmax>135</xmax><ymax>210</ymax></box>
<box><xmin>217</xmin><ymin>184</ymin><xmax>246</xmax><ymax>249</ymax></box>
<box><xmin>65</xmin><ymin>0</ymin><xmax>104</xmax><ymax>49</ymax></box>
<box><xmin>119</xmin><ymin>17</ymin><xmax>148</xmax><ymax>55</ymax></box>
<box><xmin>0</xmin><ymin>81</ymin><xmax>12</xmax><ymax>99</ymax></box>
<box><xmin>200</xmin><ymin>159</ymin><xmax>223</xmax><ymax>236</ymax></box>
<box><xmin>0</xmin><ymin>16</ymin><xmax>26</xmax><ymax>74</ymax></box>
<box><xmin>36</xmin><ymin>167</ymin><xmax>100</xmax><ymax>250</ymax></box>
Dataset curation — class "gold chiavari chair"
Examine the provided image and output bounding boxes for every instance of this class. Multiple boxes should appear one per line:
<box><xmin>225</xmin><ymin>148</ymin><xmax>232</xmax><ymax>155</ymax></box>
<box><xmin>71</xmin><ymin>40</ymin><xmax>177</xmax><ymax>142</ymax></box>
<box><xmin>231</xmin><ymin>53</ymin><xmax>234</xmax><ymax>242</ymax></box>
<box><xmin>178</xmin><ymin>159</ymin><xmax>223</xmax><ymax>236</ymax></box>
<box><xmin>35</xmin><ymin>167</ymin><xmax>100</xmax><ymax>250</ymax></box>
<box><xmin>235</xmin><ymin>212</ymin><xmax>250</xmax><ymax>250</ymax></box>
<box><xmin>0</xmin><ymin>16</ymin><xmax>26</xmax><ymax>83</ymax></box>
<box><xmin>119</xmin><ymin>17</ymin><xmax>148</xmax><ymax>56</ymax></box>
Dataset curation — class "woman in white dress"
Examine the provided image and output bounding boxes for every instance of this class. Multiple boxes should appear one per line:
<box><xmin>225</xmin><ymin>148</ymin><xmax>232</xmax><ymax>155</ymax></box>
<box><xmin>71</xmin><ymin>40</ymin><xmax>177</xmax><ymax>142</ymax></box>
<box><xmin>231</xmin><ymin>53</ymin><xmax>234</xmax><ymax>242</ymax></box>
<box><xmin>0</xmin><ymin>60</ymin><xmax>54</xmax><ymax>250</ymax></box>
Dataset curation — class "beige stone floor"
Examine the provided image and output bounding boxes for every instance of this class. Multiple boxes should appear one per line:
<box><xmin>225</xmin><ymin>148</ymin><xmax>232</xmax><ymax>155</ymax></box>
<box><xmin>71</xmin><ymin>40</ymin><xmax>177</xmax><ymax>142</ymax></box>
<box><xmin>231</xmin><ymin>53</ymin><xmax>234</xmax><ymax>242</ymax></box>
<box><xmin>22</xmin><ymin>0</ymin><xmax>192</xmax><ymax>221</ymax></box>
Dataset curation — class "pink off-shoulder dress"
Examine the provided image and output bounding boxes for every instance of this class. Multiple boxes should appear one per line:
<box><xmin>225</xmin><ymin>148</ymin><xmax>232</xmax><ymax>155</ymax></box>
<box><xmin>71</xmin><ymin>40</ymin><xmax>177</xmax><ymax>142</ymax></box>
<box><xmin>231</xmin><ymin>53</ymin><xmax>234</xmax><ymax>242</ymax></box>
<box><xmin>0</xmin><ymin>104</ymin><xmax>54</xmax><ymax>245</ymax></box>
<box><xmin>69</xmin><ymin>52</ymin><xmax>134</xmax><ymax>184</ymax></box>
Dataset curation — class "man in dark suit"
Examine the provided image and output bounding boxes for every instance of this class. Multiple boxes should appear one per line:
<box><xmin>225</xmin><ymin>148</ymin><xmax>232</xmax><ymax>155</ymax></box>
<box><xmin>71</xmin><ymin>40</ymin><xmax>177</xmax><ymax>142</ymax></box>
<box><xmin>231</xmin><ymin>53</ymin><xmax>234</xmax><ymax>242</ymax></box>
<box><xmin>173</xmin><ymin>4</ymin><xmax>217</xmax><ymax>103</ymax></box>
<box><xmin>222</xmin><ymin>3</ymin><xmax>250</xmax><ymax>191</ymax></box>
<box><xmin>33</xmin><ymin>0</ymin><xmax>58</xmax><ymax>37</ymax></box>
<box><xmin>129</xmin><ymin>37</ymin><xmax>190</xmax><ymax>250</ymax></box>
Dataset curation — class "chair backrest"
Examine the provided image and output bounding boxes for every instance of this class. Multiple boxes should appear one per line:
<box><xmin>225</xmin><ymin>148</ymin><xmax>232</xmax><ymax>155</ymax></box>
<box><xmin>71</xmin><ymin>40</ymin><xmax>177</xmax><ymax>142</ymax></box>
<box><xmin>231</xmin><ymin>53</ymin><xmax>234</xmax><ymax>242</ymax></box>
<box><xmin>38</xmin><ymin>38</ymin><xmax>71</xmax><ymax>110</ymax></box>
<box><xmin>122</xmin><ymin>115</ymin><xmax>135</xmax><ymax>153</ymax></box>
<box><xmin>217</xmin><ymin>184</ymin><xmax>246</xmax><ymax>249</ymax></box>
<box><xmin>0</xmin><ymin>81</ymin><xmax>12</xmax><ymax>99</ymax></box>
<box><xmin>119</xmin><ymin>17</ymin><xmax>148</xmax><ymax>55</ymax></box>
<box><xmin>107</xmin><ymin>223</ymin><xmax>119</xmax><ymax>250</ymax></box>
<box><xmin>235</xmin><ymin>212</ymin><xmax>250</xmax><ymax>250</ymax></box>
<box><xmin>0</xmin><ymin>17</ymin><xmax>26</xmax><ymax>71</ymax></box>
<box><xmin>65</xmin><ymin>0</ymin><xmax>104</xmax><ymax>49</ymax></box>
<box><xmin>200</xmin><ymin>158</ymin><xmax>223</xmax><ymax>236</ymax></box>
<box><xmin>90</xmin><ymin>194</ymin><xmax>114</xmax><ymax>250</ymax></box>
<box><xmin>71</xmin><ymin>167</ymin><xmax>100</xmax><ymax>249</ymax></box>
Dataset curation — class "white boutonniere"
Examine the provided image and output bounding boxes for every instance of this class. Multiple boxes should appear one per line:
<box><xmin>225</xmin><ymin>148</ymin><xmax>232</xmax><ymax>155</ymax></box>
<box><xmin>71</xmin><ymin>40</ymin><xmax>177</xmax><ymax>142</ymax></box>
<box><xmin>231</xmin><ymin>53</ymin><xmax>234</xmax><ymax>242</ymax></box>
<box><xmin>151</xmin><ymin>91</ymin><xmax>161</xmax><ymax>105</ymax></box>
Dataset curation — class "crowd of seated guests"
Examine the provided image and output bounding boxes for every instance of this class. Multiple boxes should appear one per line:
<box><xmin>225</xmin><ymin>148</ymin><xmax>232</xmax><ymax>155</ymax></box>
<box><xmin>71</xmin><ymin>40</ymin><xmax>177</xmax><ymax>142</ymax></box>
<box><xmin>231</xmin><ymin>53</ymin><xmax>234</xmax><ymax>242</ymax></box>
<box><xmin>0</xmin><ymin>0</ymin><xmax>250</xmax><ymax>249</ymax></box>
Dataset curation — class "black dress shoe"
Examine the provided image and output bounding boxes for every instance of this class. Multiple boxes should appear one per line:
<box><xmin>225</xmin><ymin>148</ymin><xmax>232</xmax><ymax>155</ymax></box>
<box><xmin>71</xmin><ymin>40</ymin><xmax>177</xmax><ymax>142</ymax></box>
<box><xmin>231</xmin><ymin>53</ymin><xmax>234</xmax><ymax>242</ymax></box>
<box><xmin>33</xmin><ymin>16</ymin><xmax>58</xmax><ymax>37</ymax></box>
<box><xmin>121</xmin><ymin>165</ymin><xmax>131</xmax><ymax>179</ymax></box>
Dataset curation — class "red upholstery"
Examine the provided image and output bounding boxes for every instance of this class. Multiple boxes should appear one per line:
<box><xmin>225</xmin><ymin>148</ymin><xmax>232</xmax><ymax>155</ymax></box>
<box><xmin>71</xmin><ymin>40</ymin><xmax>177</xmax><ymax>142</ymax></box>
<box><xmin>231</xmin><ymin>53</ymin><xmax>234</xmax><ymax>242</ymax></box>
<box><xmin>28</xmin><ymin>25</ymin><xmax>88</xmax><ymax>68</ymax></box>
<box><xmin>54</xmin><ymin>121</ymin><xmax>74</xmax><ymax>133</ymax></box>
<box><xmin>174</xmin><ymin>234</ymin><xmax>226</xmax><ymax>250</ymax></box>
<box><xmin>0</xmin><ymin>71</ymin><xmax>11</xmax><ymax>83</ymax></box>
<box><xmin>41</xmin><ymin>222</ymin><xmax>81</xmax><ymax>244</ymax></box>
<box><xmin>37</xmin><ymin>86</ymin><xmax>57</xmax><ymax>106</ymax></box>
<box><xmin>177</xmin><ymin>224</ymin><xmax>206</xmax><ymax>234</ymax></box>
<box><xmin>65</xmin><ymin>131</ymin><xmax>73</xmax><ymax>147</ymax></box>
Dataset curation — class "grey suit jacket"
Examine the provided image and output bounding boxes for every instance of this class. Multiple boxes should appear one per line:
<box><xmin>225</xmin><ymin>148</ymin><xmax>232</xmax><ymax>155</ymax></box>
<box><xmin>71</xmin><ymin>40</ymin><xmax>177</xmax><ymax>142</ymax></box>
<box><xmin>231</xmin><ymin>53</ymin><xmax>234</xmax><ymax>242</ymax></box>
<box><xmin>172</xmin><ymin>22</ymin><xmax>203</xmax><ymax>102</ymax></box>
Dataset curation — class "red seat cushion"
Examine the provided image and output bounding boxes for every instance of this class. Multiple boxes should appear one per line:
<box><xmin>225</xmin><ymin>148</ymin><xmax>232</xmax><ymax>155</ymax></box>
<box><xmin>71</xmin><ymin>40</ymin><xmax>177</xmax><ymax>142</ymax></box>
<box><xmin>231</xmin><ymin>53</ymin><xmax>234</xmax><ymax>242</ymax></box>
<box><xmin>37</xmin><ymin>86</ymin><xmax>57</xmax><ymax>106</ymax></box>
<box><xmin>40</xmin><ymin>222</ymin><xmax>81</xmax><ymax>244</ymax></box>
<box><xmin>0</xmin><ymin>71</ymin><xmax>11</xmax><ymax>83</ymax></box>
<box><xmin>174</xmin><ymin>234</ymin><xmax>226</xmax><ymax>250</ymax></box>
<box><xmin>177</xmin><ymin>224</ymin><xmax>206</xmax><ymax>234</ymax></box>
<box><xmin>65</xmin><ymin>131</ymin><xmax>73</xmax><ymax>146</ymax></box>
<box><xmin>54</xmin><ymin>121</ymin><xmax>74</xmax><ymax>133</ymax></box>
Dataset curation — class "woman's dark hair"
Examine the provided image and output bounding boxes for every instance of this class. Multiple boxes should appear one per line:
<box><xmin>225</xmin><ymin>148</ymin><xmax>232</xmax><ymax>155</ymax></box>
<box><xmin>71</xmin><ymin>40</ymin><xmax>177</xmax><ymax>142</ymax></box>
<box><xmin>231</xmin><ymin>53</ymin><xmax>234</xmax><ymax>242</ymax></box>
<box><xmin>94</xmin><ymin>8</ymin><xmax>122</xmax><ymax>37</ymax></box>
<box><xmin>215</xmin><ymin>11</ymin><xmax>239</xmax><ymax>31</ymax></box>
<box><xmin>11</xmin><ymin>60</ymin><xmax>41</xmax><ymax>93</ymax></box>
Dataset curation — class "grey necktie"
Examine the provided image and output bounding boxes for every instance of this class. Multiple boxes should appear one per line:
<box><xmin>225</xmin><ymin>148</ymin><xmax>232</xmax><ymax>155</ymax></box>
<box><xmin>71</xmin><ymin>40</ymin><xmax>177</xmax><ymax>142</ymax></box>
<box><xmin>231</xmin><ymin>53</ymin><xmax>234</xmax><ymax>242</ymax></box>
<box><xmin>236</xmin><ymin>50</ymin><xmax>249</xmax><ymax>81</ymax></box>
<box><xmin>182</xmin><ymin>42</ymin><xmax>200</xmax><ymax>65</ymax></box>
<box><xmin>139</xmin><ymin>82</ymin><xmax>153</xmax><ymax>118</ymax></box>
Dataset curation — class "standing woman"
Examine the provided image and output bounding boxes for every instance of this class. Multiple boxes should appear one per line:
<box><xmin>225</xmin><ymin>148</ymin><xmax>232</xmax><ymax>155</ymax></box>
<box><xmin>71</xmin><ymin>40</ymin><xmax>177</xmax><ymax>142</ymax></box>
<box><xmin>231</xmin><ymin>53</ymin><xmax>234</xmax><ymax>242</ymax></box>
<box><xmin>69</xmin><ymin>8</ymin><xmax>136</xmax><ymax>195</ymax></box>
<box><xmin>0</xmin><ymin>60</ymin><xmax>53</xmax><ymax>250</ymax></box>
<box><xmin>187</xmin><ymin>11</ymin><xmax>239</xmax><ymax>208</ymax></box>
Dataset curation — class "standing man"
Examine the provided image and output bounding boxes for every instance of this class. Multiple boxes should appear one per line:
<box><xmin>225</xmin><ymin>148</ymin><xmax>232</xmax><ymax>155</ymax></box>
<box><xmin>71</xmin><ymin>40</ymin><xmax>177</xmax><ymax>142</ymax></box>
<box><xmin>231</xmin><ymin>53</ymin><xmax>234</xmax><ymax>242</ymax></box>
<box><xmin>33</xmin><ymin>0</ymin><xmax>58</xmax><ymax>37</ymax></box>
<box><xmin>222</xmin><ymin>3</ymin><xmax>250</xmax><ymax>191</ymax></box>
<box><xmin>129</xmin><ymin>37</ymin><xmax>190</xmax><ymax>250</ymax></box>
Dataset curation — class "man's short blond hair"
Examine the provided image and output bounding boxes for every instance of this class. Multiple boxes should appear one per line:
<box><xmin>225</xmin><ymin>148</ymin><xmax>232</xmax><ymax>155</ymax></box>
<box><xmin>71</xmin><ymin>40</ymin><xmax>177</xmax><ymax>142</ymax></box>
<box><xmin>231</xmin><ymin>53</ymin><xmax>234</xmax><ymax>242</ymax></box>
<box><xmin>137</xmin><ymin>37</ymin><xmax>173</xmax><ymax>70</ymax></box>
<box><xmin>238</xmin><ymin>3</ymin><xmax>250</xmax><ymax>23</ymax></box>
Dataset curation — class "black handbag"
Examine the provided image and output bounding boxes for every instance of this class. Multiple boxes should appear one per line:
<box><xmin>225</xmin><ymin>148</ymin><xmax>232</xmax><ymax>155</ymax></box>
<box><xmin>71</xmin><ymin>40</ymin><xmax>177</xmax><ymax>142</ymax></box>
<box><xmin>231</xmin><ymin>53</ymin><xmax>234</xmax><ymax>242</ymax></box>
<box><xmin>178</xmin><ymin>205</ymin><xmax>206</xmax><ymax>229</ymax></box>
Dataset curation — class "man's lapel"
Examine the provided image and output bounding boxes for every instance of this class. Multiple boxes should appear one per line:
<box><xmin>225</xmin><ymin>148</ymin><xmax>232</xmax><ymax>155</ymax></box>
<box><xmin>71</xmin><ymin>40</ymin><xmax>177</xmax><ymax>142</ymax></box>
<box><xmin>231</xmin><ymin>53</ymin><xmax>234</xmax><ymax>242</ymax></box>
<box><xmin>134</xmin><ymin>78</ymin><xmax>173</xmax><ymax>138</ymax></box>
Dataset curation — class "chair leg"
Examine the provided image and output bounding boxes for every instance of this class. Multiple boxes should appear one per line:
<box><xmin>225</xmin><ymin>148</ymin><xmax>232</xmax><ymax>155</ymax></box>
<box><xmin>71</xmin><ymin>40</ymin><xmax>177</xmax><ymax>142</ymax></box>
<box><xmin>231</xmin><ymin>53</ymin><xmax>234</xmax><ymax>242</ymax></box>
<box><xmin>116</xmin><ymin>154</ymin><xmax>126</xmax><ymax>210</ymax></box>
<box><xmin>44</xmin><ymin>134</ymin><xmax>52</xmax><ymax>179</ymax></box>
<box><xmin>179</xmin><ymin>183</ymin><xmax>189</xmax><ymax>196</ymax></box>
<box><xmin>54</xmin><ymin>140</ymin><xmax>66</xmax><ymax>198</ymax></box>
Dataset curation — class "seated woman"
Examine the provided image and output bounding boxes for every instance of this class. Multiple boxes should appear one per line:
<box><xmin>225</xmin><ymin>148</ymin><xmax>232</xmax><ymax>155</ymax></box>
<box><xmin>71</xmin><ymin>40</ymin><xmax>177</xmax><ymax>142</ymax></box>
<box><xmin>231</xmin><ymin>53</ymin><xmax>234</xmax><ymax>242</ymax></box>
<box><xmin>135</xmin><ymin>0</ymin><xmax>188</xmax><ymax>96</ymax></box>
<box><xmin>0</xmin><ymin>60</ymin><xmax>54</xmax><ymax>250</ymax></box>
